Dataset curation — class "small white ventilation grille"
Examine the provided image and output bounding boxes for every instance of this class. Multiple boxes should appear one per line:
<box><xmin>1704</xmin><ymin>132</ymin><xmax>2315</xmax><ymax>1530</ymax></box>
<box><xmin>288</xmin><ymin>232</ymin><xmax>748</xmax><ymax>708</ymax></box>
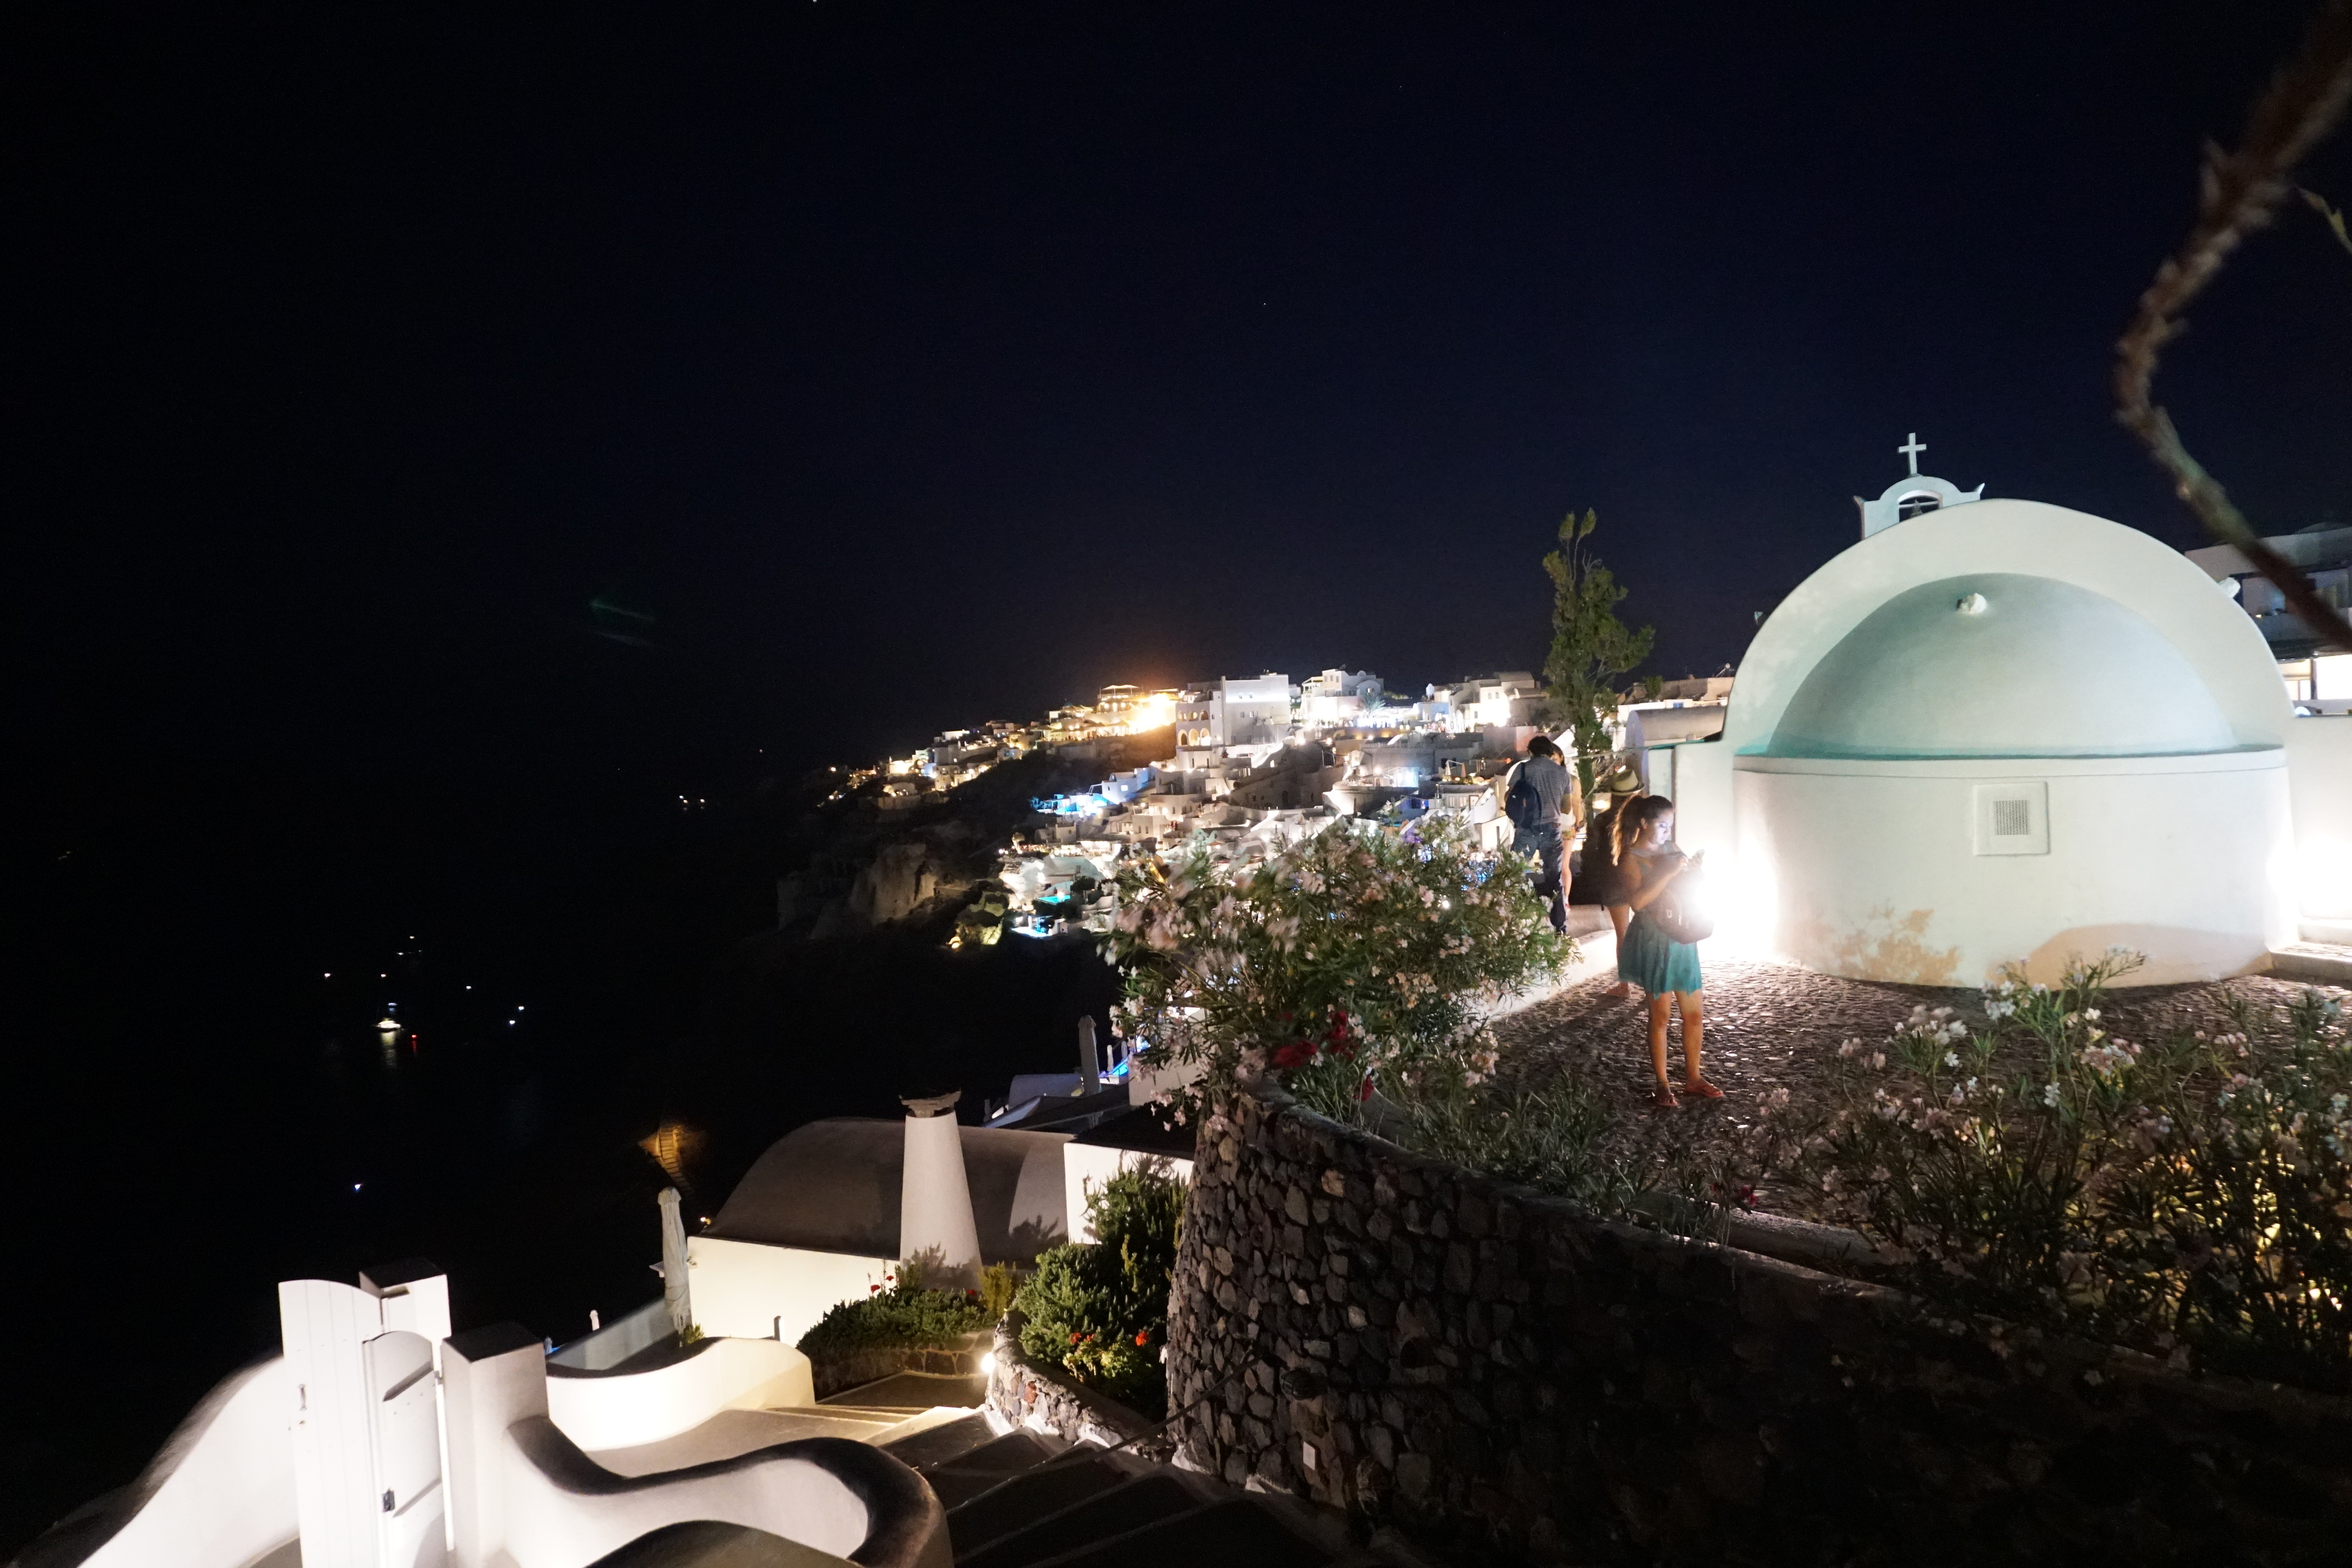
<box><xmin>1973</xmin><ymin>782</ymin><xmax>2050</xmax><ymax>856</ymax></box>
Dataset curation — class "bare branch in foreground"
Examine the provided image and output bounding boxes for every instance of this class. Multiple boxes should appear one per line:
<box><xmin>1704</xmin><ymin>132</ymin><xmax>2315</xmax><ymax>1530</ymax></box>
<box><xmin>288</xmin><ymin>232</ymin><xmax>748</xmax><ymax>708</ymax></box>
<box><xmin>2113</xmin><ymin>0</ymin><xmax>2352</xmax><ymax>654</ymax></box>
<box><xmin>2303</xmin><ymin>186</ymin><xmax>2352</xmax><ymax>256</ymax></box>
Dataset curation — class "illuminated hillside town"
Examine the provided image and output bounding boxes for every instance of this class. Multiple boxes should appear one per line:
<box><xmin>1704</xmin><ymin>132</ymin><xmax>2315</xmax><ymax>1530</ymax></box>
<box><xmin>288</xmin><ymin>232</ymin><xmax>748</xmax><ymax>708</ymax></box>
<box><xmin>828</xmin><ymin>669</ymin><xmax>1701</xmax><ymax>947</ymax></box>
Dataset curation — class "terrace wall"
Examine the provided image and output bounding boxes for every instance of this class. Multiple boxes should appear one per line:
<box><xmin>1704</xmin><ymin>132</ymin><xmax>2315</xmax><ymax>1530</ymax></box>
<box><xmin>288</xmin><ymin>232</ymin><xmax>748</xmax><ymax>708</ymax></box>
<box><xmin>1165</xmin><ymin>1081</ymin><xmax>2352</xmax><ymax>1565</ymax></box>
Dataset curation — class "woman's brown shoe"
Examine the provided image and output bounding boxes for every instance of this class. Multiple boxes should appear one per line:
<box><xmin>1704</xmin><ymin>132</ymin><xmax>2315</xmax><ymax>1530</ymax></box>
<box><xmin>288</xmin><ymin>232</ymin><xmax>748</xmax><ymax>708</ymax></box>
<box><xmin>1682</xmin><ymin>1076</ymin><xmax>1725</xmax><ymax>1101</ymax></box>
<box><xmin>1650</xmin><ymin>1086</ymin><xmax>1681</xmax><ymax>1110</ymax></box>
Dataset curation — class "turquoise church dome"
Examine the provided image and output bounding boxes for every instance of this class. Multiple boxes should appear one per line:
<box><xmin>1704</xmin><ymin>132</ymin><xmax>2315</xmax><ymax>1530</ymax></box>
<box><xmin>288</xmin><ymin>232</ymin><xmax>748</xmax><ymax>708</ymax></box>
<box><xmin>1765</xmin><ymin>573</ymin><xmax>2237</xmax><ymax>760</ymax></box>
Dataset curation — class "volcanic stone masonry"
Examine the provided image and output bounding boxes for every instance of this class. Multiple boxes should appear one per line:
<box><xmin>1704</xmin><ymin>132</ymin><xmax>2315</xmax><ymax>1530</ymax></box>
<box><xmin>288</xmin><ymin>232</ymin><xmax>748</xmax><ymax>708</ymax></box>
<box><xmin>985</xmin><ymin>1310</ymin><xmax>1164</xmax><ymax>1455</ymax></box>
<box><xmin>1165</xmin><ymin>1081</ymin><xmax>2352</xmax><ymax>1566</ymax></box>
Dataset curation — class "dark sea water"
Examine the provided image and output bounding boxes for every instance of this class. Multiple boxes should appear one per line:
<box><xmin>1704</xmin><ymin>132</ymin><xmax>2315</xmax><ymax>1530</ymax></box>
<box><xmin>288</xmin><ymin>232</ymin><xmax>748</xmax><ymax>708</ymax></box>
<box><xmin>4</xmin><ymin>763</ymin><xmax>1111</xmax><ymax>1556</ymax></box>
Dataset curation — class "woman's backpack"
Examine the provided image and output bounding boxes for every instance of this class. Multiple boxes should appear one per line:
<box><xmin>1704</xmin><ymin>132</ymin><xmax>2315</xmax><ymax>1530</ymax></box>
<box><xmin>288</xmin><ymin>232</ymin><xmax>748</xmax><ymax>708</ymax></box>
<box><xmin>1646</xmin><ymin>851</ymin><xmax>1715</xmax><ymax>944</ymax></box>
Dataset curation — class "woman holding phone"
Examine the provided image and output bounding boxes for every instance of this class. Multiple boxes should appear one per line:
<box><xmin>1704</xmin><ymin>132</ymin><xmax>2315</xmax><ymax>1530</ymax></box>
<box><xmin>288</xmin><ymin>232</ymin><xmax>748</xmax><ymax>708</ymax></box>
<box><xmin>1613</xmin><ymin>794</ymin><xmax>1718</xmax><ymax>1109</ymax></box>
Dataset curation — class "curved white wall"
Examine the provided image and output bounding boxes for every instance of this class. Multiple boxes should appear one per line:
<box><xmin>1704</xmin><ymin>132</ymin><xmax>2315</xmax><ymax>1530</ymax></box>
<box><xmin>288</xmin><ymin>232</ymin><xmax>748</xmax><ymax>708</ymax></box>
<box><xmin>2284</xmin><ymin>716</ymin><xmax>2352</xmax><ymax>931</ymax></box>
<box><xmin>74</xmin><ymin>1357</ymin><xmax>296</xmax><ymax>1568</ymax></box>
<box><xmin>1732</xmin><ymin>750</ymin><xmax>2293</xmax><ymax>985</ymax></box>
<box><xmin>685</xmin><ymin>1239</ymin><xmax>894</xmax><ymax>1349</ymax></box>
<box><xmin>499</xmin><ymin>1423</ymin><xmax>871</xmax><ymax>1568</ymax></box>
<box><xmin>445</xmin><ymin>1331</ymin><xmax>947</xmax><ymax>1568</ymax></box>
<box><xmin>546</xmin><ymin>1339</ymin><xmax>815</xmax><ymax>1454</ymax></box>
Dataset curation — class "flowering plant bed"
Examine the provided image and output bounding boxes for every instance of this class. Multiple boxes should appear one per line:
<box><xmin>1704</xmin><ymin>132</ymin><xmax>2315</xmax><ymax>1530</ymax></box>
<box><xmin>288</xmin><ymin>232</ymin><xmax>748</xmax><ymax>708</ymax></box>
<box><xmin>1769</xmin><ymin>952</ymin><xmax>2352</xmax><ymax>1392</ymax></box>
<box><xmin>1494</xmin><ymin>954</ymin><xmax>2352</xmax><ymax>1393</ymax></box>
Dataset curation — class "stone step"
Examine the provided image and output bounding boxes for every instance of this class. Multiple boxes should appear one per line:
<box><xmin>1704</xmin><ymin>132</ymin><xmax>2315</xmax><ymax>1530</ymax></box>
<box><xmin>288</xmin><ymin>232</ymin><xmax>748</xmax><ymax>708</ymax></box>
<box><xmin>930</xmin><ymin>1429</ymin><xmax>1070</xmax><ymax>1475</ymax></box>
<box><xmin>944</xmin><ymin>1457</ymin><xmax>1128</xmax><ymax>1557</ymax></box>
<box><xmin>879</xmin><ymin>1411</ymin><xmax>1001</xmax><ymax>1470</ymax></box>
<box><xmin>814</xmin><ymin>1410</ymin><xmax>941</xmax><ymax>1439</ymax></box>
<box><xmin>820</xmin><ymin>1369</ymin><xmax>992</xmax><ymax>1411</ymax></box>
<box><xmin>921</xmin><ymin>1430</ymin><xmax>1070</xmax><ymax>1509</ymax></box>
<box><xmin>2270</xmin><ymin>942</ymin><xmax>2352</xmax><ymax>985</ymax></box>
<box><xmin>954</xmin><ymin>1473</ymin><xmax>1202</xmax><ymax>1568</ymax></box>
<box><xmin>1015</xmin><ymin>1497</ymin><xmax>1336</xmax><ymax>1568</ymax></box>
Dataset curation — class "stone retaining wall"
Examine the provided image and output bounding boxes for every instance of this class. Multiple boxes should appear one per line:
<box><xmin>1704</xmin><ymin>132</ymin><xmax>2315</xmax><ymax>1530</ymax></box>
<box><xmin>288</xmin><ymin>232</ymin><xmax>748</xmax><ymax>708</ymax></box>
<box><xmin>985</xmin><ymin>1311</ymin><xmax>1163</xmax><ymax>1453</ymax></box>
<box><xmin>808</xmin><ymin>1330</ymin><xmax>990</xmax><ymax>1400</ymax></box>
<box><xmin>1165</xmin><ymin>1081</ymin><xmax>2352</xmax><ymax>1564</ymax></box>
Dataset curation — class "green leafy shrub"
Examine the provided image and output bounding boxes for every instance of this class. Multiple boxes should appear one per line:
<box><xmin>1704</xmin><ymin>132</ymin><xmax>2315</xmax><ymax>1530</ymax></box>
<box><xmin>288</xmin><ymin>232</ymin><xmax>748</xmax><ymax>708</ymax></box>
<box><xmin>1107</xmin><ymin>815</ymin><xmax>1566</xmax><ymax>1121</ymax></box>
<box><xmin>797</xmin><ymin>1263</ymin><xmax>992</xmax><ymax>1360</ymax></box>
<box><xmin>1014</xmin><ymin>1164</ymin><xmax>1188</xmax><ymax>1413</ymax></box>
<box><xmin>1771</xmin><ymin>952</ymin><xmax>2352</xmax><ymax>1391</ymax></box>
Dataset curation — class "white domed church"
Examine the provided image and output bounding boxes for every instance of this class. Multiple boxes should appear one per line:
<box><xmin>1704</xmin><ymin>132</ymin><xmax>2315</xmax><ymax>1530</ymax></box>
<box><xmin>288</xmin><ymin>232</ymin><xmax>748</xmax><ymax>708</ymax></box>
<box><xmin>1670</xmin><ymin>447</ymin><xmax>2348</xmax><ymax>987</ymax></box>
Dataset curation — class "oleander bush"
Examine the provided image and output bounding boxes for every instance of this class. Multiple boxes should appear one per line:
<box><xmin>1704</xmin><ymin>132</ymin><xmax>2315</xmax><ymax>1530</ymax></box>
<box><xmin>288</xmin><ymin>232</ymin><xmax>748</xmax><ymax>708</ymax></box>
<box><xmin>1763</xmin><ymin>951</ymin><xmax>2352</xmax><ymax>1392</ymax></box>
<box><xmin>1107</xmin><ymin>814</ymin><xmax>1568</xmax><ymax>1122</ymax></box>
<box><xmin>1014</xmin><ymin>1164</ymin><xmax>1187</xmax><ymax>1413</ymax></box>
<box><xmin>797</xmin><ymin>1262</ymin><xmax>993</xmax><ymax>1360</ymax></box>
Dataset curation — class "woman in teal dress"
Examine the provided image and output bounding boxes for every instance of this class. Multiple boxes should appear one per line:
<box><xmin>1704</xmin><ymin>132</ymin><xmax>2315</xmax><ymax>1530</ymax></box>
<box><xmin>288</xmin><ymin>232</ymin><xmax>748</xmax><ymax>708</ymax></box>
<box><xmin>1613</xmin><ymin>794</ymin><xmax>1718</xmax><ymax>1109</ymax></box>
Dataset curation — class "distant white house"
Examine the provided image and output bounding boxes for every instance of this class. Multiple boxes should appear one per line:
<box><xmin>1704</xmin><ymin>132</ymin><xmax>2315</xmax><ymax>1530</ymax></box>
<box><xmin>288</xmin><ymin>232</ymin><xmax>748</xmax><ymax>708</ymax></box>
<box><xmin>1299</xmin><ymin>668</ymin><xmax>1383</xmax><ymax>726</ymax></box>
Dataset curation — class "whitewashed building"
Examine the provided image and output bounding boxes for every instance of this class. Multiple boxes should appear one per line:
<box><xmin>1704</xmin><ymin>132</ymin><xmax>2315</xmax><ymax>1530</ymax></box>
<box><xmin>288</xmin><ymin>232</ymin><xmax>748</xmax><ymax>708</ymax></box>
<box><xmin>1671</xmin><ymin>443</ymin><xmax>2351</xmax><ymax>984</ymax></box>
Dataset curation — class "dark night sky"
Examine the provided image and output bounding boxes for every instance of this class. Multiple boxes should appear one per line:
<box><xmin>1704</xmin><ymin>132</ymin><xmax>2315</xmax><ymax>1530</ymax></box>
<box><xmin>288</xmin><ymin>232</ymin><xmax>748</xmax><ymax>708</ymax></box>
<box><xmin>12</xmin><ymin>2</ymin><xmax>2352</xmax><ymax>791</ymax></box>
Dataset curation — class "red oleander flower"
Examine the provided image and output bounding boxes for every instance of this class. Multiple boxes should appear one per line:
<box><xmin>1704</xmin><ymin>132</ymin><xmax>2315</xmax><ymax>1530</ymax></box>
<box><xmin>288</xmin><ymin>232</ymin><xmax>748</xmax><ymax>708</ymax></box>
<box><xmin>1135</xmin><ymin>1330</ymin><xmax>1150</xmax><ymax>1346</ymax></box>
<box><xmin>1272</xmin><ymin>1041</ymin><xmax>1314</xmax><ymax>1070</ymax></box>
<box><xmin>1070</xmin><ymin>1332</ymin><xmax>1083</xmax><ymax>1344</ymax></box>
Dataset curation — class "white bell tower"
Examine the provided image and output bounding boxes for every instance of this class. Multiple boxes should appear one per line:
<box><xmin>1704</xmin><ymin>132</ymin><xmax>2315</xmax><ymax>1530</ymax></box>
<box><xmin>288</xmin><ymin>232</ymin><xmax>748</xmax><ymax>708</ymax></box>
<box><xmin>1854</xmin><ymin>432</ymin><xmax>1986</xmax><ymax>537</ymax></box>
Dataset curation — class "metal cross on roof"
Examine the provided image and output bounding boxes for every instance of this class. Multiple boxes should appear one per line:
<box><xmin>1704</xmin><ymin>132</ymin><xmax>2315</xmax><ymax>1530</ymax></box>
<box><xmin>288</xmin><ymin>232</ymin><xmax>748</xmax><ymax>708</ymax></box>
<box><xmin>1899</xmin><ymin>432</ymin><xmax>1926</xmax><ymax>475</ymax></box>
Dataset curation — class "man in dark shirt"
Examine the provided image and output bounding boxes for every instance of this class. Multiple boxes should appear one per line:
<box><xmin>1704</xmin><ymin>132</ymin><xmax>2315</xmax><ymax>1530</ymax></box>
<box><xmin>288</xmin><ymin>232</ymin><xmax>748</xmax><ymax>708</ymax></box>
<box><xmin>1511</xmin><ymin>735</ymin><xmax>1572</xmax><ymax>934</ymax></box>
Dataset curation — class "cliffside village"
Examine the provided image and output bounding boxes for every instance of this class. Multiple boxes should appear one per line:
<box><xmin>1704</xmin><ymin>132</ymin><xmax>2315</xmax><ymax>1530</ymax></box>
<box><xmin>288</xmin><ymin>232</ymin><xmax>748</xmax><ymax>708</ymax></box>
<box><xmin>769</xmin><ymin>515</ymin><xmax>2344</xmax><ymax>948</ymax></box>
<box><xmin>810</xmin><ymin>668</ymin><xmax>1736</xmax><ymax>948</ymax></box>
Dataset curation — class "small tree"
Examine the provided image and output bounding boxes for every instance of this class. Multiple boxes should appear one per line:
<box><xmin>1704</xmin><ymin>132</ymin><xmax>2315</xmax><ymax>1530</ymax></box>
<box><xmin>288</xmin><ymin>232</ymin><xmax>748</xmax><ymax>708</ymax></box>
<box><xmin>1541</xmin><ymin>510</ymin><xmax>1655</xmax><ymax>800</ymax></box>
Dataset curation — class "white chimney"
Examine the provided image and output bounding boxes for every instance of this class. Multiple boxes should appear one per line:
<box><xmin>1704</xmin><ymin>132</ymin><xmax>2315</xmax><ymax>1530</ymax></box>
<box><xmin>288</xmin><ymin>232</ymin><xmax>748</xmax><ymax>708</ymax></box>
<box><xmin>899</xmin><ymin>1091</ymin><xmax>983</xmax><ymax>1288</ymax></box>
<box><xmin>657</xmin><ymin>1188</ymin><xmax>692</xmax><ymax>1337</ymax></box>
